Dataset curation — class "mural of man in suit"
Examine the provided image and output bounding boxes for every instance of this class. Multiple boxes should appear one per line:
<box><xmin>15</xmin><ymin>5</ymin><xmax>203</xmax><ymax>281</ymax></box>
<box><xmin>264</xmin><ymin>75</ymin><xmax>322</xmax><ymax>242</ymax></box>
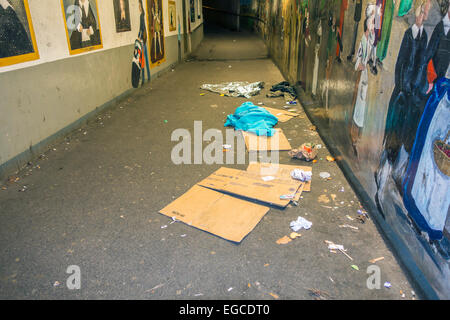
<box><xmin>69</xmin><ymin>0</ymin><xmax>101</xmax><ymax>50</ymax></box>
<box><xmin>0</xmin><ymin>0</ymin><xmax>33</xmax><ymax>58</ymax></box>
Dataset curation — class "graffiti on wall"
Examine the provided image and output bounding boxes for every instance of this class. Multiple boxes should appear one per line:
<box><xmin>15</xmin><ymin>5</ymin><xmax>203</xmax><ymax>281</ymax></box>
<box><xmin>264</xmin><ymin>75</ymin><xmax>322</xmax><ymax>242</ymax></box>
<box><xmin>61</xmin><ymin>0</ymin><xmax>103</xmax><ymax>55</ymax></box>
<box><xmin>0</xmin><ymin>0</ymin><xmax>39</xmax><ymax>67</ymax></box>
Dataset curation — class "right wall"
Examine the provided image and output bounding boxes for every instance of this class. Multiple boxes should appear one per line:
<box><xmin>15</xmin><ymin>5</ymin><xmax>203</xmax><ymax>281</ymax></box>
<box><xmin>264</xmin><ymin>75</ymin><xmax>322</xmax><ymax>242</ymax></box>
<box><xmin>249</xmin><ymin>0</ymin><xmax>449</xmax><ymax>299</ymax></box>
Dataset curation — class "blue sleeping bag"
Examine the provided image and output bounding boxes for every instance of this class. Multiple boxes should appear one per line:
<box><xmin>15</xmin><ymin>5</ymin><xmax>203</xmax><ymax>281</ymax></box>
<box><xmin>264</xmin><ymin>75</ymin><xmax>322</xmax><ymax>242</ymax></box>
<box><xmin>224</xmin><ymin>102</ymin><xmax>278</xmax><ymax>136</ymax></box>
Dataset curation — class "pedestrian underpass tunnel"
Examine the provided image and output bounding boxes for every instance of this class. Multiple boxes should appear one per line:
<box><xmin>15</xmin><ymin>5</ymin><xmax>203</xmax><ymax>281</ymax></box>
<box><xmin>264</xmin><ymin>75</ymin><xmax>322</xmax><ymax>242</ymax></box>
<box><xmin>0</xmin><ymin>0</ymin><xmax>449</xmax><ymax>301</ymax></box>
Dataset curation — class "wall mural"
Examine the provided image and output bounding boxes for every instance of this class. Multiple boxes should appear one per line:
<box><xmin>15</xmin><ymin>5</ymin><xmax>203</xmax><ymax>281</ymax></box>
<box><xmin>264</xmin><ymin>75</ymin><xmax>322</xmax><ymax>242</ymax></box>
<box><xmin>251</xmin><ymin>0</ymin><xmax>450</xmax><ymax>298</ymax></box>
<box><xmin>61</xmin><ymin>0</ymin><xmax>103</xmax><ymax>55</ymax></box>
<box><xmin>147</xmin><ymin>0</ymin><xmax>165</xmax><ymax>67</ymax></box>
<box><xmin>190</xmin><ymin>0</ymin><xmax>195</xmax><ymax>23</ymax></box>
<box><xmin>0</xmin><ymin>0</ymin><xmax>39</xmax><ymax>67</ymax></box>
<box><xmin>113</xmin><ymin>0</ymin><xmax>131</xmax><ymax>33</ymax></box>
<box><xmin>169</xmin><ymin>0</ymin><xmax>177</xmax><ymax>32</ymax></box>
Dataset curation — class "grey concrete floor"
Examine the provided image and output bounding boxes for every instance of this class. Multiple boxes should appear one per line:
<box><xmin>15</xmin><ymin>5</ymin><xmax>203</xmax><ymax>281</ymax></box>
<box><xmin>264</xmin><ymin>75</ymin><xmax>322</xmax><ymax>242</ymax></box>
<box><xmin>0</xmin><ymin>29</ymin><xmax>419</xmax><ymax>300</ymax></box>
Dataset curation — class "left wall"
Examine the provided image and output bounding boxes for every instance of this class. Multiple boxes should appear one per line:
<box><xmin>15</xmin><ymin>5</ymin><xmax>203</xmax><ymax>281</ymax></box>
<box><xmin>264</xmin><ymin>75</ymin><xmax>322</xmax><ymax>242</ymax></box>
<box><xmin>0</xmin><ymin>0</ymin><xmax>203</xmax><ymax>178</ymax></box>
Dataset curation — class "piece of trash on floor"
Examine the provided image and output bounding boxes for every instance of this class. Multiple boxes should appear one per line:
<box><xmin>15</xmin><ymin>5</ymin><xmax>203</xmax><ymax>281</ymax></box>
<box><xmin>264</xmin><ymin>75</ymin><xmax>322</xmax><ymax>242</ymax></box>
<box><xmin>290</xmin><ymin>216</ymin><xmax>312</xmax><ymax>231</ymax></box>
<box><xmin>227</xmin><ymin>287</ymin><xmax>233</xmax><ymax>292</ymax></box>
<box><xmin>289</xmin><ymin>143</ymin><xmax>319</xmax><ymax>161</ymax></box>
<box><xmin>199</xmin><ymin>93</ymin><xmax>206</xmax><ymax>96</ymax></box>
<box><xmin>346</xmin><ymin>215</ymin><xmax>355</xmax><ymax>221</ymax></box>
<box><xmin>339</xmin><ymin>224</ymin><xmax>359</xmax><ymax>230</ymax></box>
<box><xmin>289</xmin><ymin>232</ymin><xmax>302</xmax><ymax>239</ymax></box>
<box><xmin>269</xmin><ymin>292</ymin><xmax>279</xmax><ymax>299</ymax></box>
<box><xmin>145</xmin><ymin>283</ymin><xmax>164</xmax><ymax>292</ymax></box>
<box><xmin>53</xmin><ymin>281</ymin><xmax>60</xmax><ymax>287</ymax></box>
<box><xmin>280</xmin><ymin>194</ymin><xmax>296</xmax><ymax>200</ymax></box>
<box><xmin>384</xmin><ymin>282</ymin><xmax>392</xmax><ymax>289</ymax></box>
<box><xmin>339</xmin><ymin>187</ymin><xmax>345</xmax><ymax>192</ymax></box>
<box><xmin>351</xmin><ymin>265</ymin><xmax>359</xmax><ymax>271</ymax></box>
<box><xmin>319</xmin><ymin>172</ymin><xmax>331</xmax><ymax>179</ymax></box>
<box><xmin>307</xmin><ymin>288</ymin><xmax>330</xmax><ymax>300</ymax></box>
<box><xmin>261</xmin><ymin>176</ymin><xmax>275</xmax><ymax>182</ymax></box>
<box><xmin>318</xmin><ymin>194</ymin><xmax>330</xmax><ymax>203</ymax></box>
<box><xmin>194</xmin><ymin>293</ymin><xmax>204</xmax><ymax>297</ymax></box>
<box><xmin>222</xmin><ymin>144</ymin><xmax>232</xmax><ymax>152</ymax></box>
<box><xmin>369</xmin><ymin>257</ymin><xmax>384</xmax><ymax>263</ymax></box>
<box><xmin>276</xmin><ymin>236</ymin><xmax>292</xmax><ymax>244</ymax></box>
<box><xmin>200</xmin><ymin>81</ymin><xmax>264</xmax><ymax>98</ymax></box>
<box><xmin>325</xmin><ymin>240</ymin><xmax>353</xmax><ymax>260</ymax></box>
<box><xmin>326</xmin><ymin>156</ymin><xmax>335</xmax><ymax>162</ymax></box>
<box><xmin>161</xmin><ymin>225</ymin><xmax>167</xmax><ymax>229</ymax></box>
<box><xmin>290</xmin><ymin>169</ymin><xmax>312</xmax><ymax>182</ymax></box>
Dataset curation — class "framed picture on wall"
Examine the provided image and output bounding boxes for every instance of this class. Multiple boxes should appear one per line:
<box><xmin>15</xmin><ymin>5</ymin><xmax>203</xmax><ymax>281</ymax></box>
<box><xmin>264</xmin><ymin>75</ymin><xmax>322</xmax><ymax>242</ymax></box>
<box><xmin>113</xmin><ymin>0</ymin><xmax>131</xmax><ymax>33</ymax></box>
<box><xmin>190</xmin><ymin>0</ymin><xmax>195</xmax><ymax>23</ymax></box>
<box><xmin>60</xmin><ymin>0</ymin><xmax>103</xmax><ymax>55</ymax></box>
<box><xmin>0</xmin><ymin>0</ymin><xmax>40</xmax><ymax>67</ymax></box>
<box><xmin>147</xmin><ymin>0</ymin><xmax>165</xmax><ymax>67</ymax></box>
<box><xmin>168</xmin><ymin>0</ymin><xmax>176</xmax><ymax>32</ymax></box>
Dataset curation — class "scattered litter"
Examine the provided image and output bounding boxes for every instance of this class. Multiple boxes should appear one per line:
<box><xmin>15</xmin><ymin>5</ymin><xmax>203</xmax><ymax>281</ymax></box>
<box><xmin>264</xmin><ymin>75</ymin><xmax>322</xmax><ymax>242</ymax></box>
<box><xmin>351</xmin><ymin>265</ymin><xmax>359</xmax><ymax>271</ymax></box>
<box><xmin>199</xmin><ymin>93</ymin><xmax>206</xmax><ymax>96</ymax></box>
<box><xmin>319</xmin><ymin>172</ymin><xmax>331</xmax><ymax>179</ymax></box>
<box><xmin>307</xmin><ymin>288</ymin><xmax>330</xmax><ymax>300</ymax></box>
<box><xmin>384</xmin><ymin>282</ymin><xmax>392</xmax><ymax>289</ymax></box>
<box><xmin>326</xmin><ymin>156</ymin><xmax>335</xmax><ymax>162</ymax></box>
<box><xmin>368</xmin><ymin>257</ymin><xmax>384</xmax><ymax>263</ymax></box>
<box><xmin>325</xmin><ymin>240</ymin><xmax>353</xmax><ymax>260</ymax></box>
<box><xmin>194</xmin><ymin>293</ymin><xmax>204</xmax><ymax>297</ymax></box>
<box><xmin>339</xmin><ymin>187</ymin><xmax>345</xmax><ymax>192</ymax></box>
<box><xmin>53</xmin><ymin>281</ymin><xmax>60</xmax><ymax>287</ymax></box>
<box><xmin>264</xmin><ymin>263</ymin><xmax>269</xmax><ymax>267</ymax></box>
<box><xmin>289</xmin><ymin>232</ymin><xmax>302</xmax><ymax>239</ymax></box>
<box><xmin>164</xmin><ymin>120</ymin><xmax>168</xmax><ymax>123</ymax></box>
<box><xmin>309</xmin><ymin>125</ymin><xmax>316</xmax><ymax>131</ymax></box>
<box><xmin>210</xmin><ymin>104</ymin><xmax>218</xmax><ymax>108</ymax></box>
<box><xmin>276</xmin><ymin>236</ymin><xmax>292</xmax><ymax>245</ymax></box>
<box><xmin>290</xmin><ymin>216</ymin><xmax>312</xmax><ymax>231</ymax></box>
<box><xmin>161</xmin><ymin>225</ymin><xmax>167</xmax><ymax>229</ymax></box>
<box><xmin>222</xmin><ymin>144</ymin><xmax>232</xmax><ymax>150</ymax></box>
<box><xmin>268</xmin><ymin>292</ymin><xmax>279</xmax><ymax>299</ymax></box>
<box><xmin>18</xmin><ymin>186</ymin><xmax>27</xmax><ymax>192</ymax></box>
<box><xmin>328</xmin><ymin>277</ymin><xmax>335</xmax><ymax>283</ymax></box>
<box><xmin>261</xmin><ymin>176</ymin><xmax>275</xmax><ymax>182</ymax></box>
<box><xmin>318</xmin><ymin>194</ymin><xmax>330</xmax><ymax>203</ymax></box>
<box><xmin>290</xmin><ymin>169</ymin><xmax>312</xmax><ymax>182</ymax></box>
<box><xmin>289</xmin><ymin>143</ymin><xmax>319</xmax><ymax>161</ymax></box>
<box><xmin>316</xmin><ymin>144</ymin><xmax>322</xmax><ymax>149</ymax></box>
<box><xmin>145</xmin><ymin>283</ymin><xmax>164</xmax><ymax>292</ymax></box>
<box><xmin>268</xmin><ymin>81</ymin><xmax>297</xmax><ymax>102</ymax></box>
<box><xmin>345</xmin><ymin>215</ymin><xmax>355</xmax><ymax>221</ymax></box>
<box><xmin>200</xmin><ymin>81</ymin><xmax>264</xmax><ymax>98</ymax></box>
<box><xmin>180</xmin><ymin>234</ymin><xmax>186</xmax><ymax>237</ymax></box>
<box><xmin>280</xmin><ymin>194</ymin><xmax>295</xmax><ymax>200</ymax></box>
<box><xmin>228</xmin><ymin>287</ymin><xmax>233</xmax><ymax>292</ymax></box>
<box><xmin>339</xmin><ymin>224</ymin><xmax>359</xmax><ymax>230</ymax></box>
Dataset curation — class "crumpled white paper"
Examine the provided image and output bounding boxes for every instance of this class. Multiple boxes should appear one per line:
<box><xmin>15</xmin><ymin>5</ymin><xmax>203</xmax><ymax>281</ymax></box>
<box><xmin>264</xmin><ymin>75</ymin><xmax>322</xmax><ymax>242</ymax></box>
<box><xmin>290</xmin><ymin>169</ymin><xmax>312</xmax><ymax>182</ymax></box>
<box><xmin>290</xmin><ymin>216</ymin><xmax>312</xmax><ymax>232</ymax></box>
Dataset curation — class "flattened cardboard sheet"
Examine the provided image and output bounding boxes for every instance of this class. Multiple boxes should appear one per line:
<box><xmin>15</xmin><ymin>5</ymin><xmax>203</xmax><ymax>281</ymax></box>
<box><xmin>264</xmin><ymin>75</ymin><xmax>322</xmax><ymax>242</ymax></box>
<box><xmin>159</xmin><ymin>185</ymin><xmax>270</xmax><ymax>243</ymax></box>
<box><xmin>263</xmin><ymin>107</ymin><xmax>299</xmax><ymax>122</ymax></box>
<box><xmin>197</xmin><ymin>167</ymin><xmax>301</xmax><ymax>207</ymax></box>
<box><xmin>242</xmin><ymin>128</ymin><xmax>292</xmax><ymax>151</ymax></box>
<box><xmin>246</xmin><ymin>162</ymin><xmax>312</xmax><ymax>192</ymax></box>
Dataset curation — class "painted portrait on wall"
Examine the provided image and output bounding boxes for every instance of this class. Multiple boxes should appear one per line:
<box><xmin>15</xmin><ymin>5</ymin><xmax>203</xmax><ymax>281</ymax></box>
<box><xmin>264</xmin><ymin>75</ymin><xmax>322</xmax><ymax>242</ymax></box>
<box><xmin>60</xmin><ymin>0</ymin><xmax>103</xmax><ymax>55</ymax></box>
<box><xmin>0</xmin><ymin>0</ymin><xmax>39</xmax><ymax>67</ymax></box>
<box><xmin>147</xmin><ymin>0</ymin><xmax>165</xmax><ymax>67</ymax></box>
<box><xmin>113</xmin><ymin>0</ymin><xmax>131</xmax><ymax>33</ymax></box>
<box><xmin>190</xmin><ymin>0</ymin><xmax>195</xmax><ymax>23</ymax></box>
<box><xmin>168</xmin><ymin>0</ymin><xmax>176</xmax><ymax>32</ymax></box>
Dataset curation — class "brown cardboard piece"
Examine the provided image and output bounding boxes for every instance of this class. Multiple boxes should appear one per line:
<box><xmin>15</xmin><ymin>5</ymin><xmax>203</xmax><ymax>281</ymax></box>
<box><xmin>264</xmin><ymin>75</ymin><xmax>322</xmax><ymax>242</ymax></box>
<box><xmin>197</xmin><ymin>167</ymin><xmax>302</xmax><ymax>207</ymax></box>
<box><xmin>263</xmin><ymin>106</ymin><xmax>299</xmax><ymax>122</ymax></box>
<box><xmin>159</xmin><ymin>185</ymin><xmax>270</xmax><ymax>243</ymax></box>
<box><xmin>246</xmin><ymin>162</ymin><xmax>312</xmax><ymax>192</ymax></box>
<box><xmin>242</xmin><ymin>128</ymin><xmax>292</xmax><ymax>151</ymax></box>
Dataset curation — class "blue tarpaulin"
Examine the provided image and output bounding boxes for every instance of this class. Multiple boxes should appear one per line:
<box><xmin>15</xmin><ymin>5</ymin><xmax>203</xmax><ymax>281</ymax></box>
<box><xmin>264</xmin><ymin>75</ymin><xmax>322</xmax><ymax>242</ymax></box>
<box><xmin>224</xmin><ymin>102</ymin><xmax>278</xmax><ymax>136</ymax></box>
